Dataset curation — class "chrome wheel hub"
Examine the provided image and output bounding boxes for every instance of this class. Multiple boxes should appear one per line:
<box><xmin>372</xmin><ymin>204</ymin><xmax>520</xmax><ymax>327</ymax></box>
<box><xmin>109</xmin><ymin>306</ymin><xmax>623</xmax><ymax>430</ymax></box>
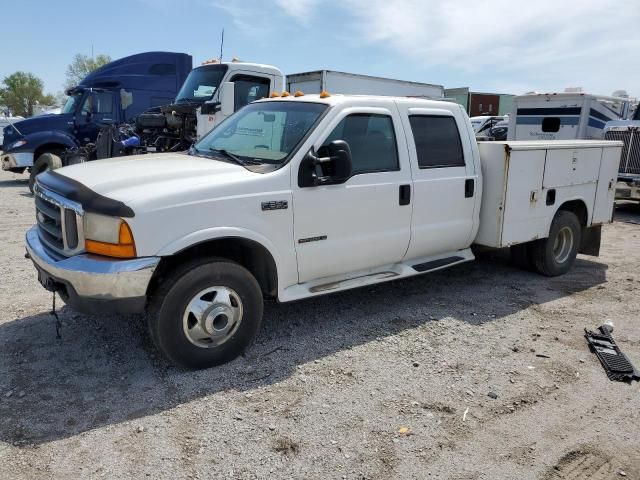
<box><xmin>182</xmin><ymin>286</ymin><xmax>243</xmax><ymax>348</ymax></box>
<box><xmin>553</xmin><ymin>226</ymin><xmax>574</xmax><ymax>264</ymax></box>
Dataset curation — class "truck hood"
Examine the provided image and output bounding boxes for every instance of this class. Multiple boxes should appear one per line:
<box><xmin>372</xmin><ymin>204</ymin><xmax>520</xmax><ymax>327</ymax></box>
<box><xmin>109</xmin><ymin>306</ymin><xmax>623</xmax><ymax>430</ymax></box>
<box><xmin>7</xmin><ymin>113</ymin><xmax>73</xmax><ymax>137</ymax></box>
<box><xmin>55</xmin><ymin>153</ymin><xmax>257</xmax><ymax>208</ymax></box>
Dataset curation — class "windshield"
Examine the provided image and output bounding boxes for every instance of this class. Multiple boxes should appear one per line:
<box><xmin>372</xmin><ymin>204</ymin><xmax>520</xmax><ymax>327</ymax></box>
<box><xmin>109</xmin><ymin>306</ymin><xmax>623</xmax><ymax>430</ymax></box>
<box><xmin>193</xmin><ymin>101</ymin><xmax>328</xmax><ymax>165</ymax></box>
<box><xmin>175</xmin><ymin>64</ymin><xmax>229</xmax><ymax>103</ymax></box>
<box><xmin>61</xmin><ymin>93</ymin><xmax>83</xmax><ymax>114</ymax></box>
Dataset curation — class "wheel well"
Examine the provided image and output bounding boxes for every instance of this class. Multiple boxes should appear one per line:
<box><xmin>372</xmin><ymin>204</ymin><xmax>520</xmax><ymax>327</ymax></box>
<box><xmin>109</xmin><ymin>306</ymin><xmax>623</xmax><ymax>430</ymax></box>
<box><xmin>148</xmin><ymin>237</ymin><xmax>278</xmax><ymax>299</ymax></box>
<box><xmin>558</xmin><ymin>199</ymin><xmax>588</xmax><ymax>226</ymax></box>
<box><xmin>33</xmin><ymin>143</ymin><xmax>67</xmax><ymax>161</ymax></box>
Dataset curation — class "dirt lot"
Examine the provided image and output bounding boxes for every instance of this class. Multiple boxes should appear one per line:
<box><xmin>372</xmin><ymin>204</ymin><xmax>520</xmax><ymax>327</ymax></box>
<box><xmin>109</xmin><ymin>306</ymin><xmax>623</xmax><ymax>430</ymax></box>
<box><xmin>0</xmin><ymin>169</ymin><xmax>639</xmax><ymax>480</ymax></box>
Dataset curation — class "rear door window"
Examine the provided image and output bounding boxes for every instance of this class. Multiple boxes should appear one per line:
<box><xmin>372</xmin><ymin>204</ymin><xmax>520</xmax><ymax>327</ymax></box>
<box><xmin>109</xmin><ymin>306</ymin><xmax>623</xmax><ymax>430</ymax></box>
<box><xmin>409</xmin><ymin>115</ymin><xmax>465</xmax><ymax>168</ymax></box>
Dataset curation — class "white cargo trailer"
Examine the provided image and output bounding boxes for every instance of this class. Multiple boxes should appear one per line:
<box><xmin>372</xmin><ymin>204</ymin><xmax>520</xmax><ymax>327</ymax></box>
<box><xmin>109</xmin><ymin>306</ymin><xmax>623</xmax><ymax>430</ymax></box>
<box><xmin>286</xmin><ymin>70</ymin><xmax>444</xmax><ymax>99</ymax></box>
<box><xmin>507</xmin><ymin>93</ymin><xmax>630</xmax><ymax>141</ymax></box>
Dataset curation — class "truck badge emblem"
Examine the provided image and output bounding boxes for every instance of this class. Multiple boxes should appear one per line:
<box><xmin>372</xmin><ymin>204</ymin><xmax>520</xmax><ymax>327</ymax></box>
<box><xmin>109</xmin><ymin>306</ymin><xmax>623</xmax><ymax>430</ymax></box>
<box><xmin>261</xmin><ymin>200</ymin><xmax>288</xmax><ymax>211</ymax></box>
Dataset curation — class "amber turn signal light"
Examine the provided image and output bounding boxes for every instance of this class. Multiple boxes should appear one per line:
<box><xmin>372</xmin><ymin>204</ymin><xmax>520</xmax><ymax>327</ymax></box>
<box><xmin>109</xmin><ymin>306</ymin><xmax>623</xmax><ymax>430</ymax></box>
<box><xmin>85</xmin><ymin>221</ymin><xmax>137</xmax><ymax>258</ymax></box>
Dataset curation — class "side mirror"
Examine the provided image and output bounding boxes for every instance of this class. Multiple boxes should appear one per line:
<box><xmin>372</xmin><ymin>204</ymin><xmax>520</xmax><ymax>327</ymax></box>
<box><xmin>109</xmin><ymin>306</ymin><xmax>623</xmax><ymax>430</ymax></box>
<box><xmin>201</xmin><ymin>101</ymin><xmax>221</xmax><ymax>115</ymax></box>
<box><xmin>219</xmin><ymin>82</ymin><xmax>235</xmax><ymax>116</ymax></box>
<box><xmin>298</xmin><ymin>140</ymin><xmax>353</xmax><ymax>188</ymax></box>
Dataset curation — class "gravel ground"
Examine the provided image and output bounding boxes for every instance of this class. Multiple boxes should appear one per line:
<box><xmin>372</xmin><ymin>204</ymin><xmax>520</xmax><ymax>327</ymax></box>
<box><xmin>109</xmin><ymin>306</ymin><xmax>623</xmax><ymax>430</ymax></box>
<box><xmin>0</xmin><ymin>169</ymin><xmax>639</xmax><ymax>480</ymax></box>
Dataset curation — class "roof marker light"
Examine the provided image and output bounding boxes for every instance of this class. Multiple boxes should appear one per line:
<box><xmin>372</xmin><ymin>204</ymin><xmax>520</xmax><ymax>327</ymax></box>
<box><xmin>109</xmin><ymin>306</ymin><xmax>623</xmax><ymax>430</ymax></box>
<box><xmin>319</xmin><ymin>90</ymin><xmax>331</xmax><ymax>98</ymax></box>
<box><xmin>294</xmin><ymin>91</ymin><xmax>305</xmax><ymax>97</ymax></box>
<box><xmin>281</xmin><ymin>91</ymin><xmax>290</xmax><ymax>97</ymax></box>
<box><xmin>270</xmin><ymin>92</ymin><xmax>280</xmax><ymax>98</ymax></box>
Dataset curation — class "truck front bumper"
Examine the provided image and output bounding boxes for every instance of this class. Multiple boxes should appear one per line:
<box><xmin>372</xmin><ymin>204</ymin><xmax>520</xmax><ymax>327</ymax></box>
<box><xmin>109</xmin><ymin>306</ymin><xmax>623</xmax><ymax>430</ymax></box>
<box><xmin>1</xmin><ymin>151</ymin><xmax>33</xmax><ymax>170</ymax></box>
<box><xmin>25</xmin><ymin>226</ymin><xmax>160</xmax><ymax>314</ymax></box>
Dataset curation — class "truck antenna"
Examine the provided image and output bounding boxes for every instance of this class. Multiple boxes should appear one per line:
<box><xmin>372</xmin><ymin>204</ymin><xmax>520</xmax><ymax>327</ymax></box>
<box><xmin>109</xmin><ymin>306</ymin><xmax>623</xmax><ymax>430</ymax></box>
<box><xmin>219</xmin><ymin>29</ymin><xmax>224</xmax><ymax>62</ymax></box>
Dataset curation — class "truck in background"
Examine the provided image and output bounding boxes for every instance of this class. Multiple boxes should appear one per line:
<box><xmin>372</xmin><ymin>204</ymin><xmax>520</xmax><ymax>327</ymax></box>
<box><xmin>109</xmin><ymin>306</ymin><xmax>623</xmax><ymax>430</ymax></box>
<box><xmin>140</xmin><ymin>67</ymin><xmax>443</xmax><ymax>153</ymax></box>
<box><xmin>3</xmin><ymin>58</ymin><xmax>451</xmax><ymax>191</ymax></box>
<box><xmin>286</xmin><ymin>70</ymin><xmax>444</xmax><ymax>99</ymax></box>
<box><xmin>1</xmin><ymin>51</ymin><xmax>193</xmax><ymax>190</ymax></box>
<box><xmin>604</xmin><ymin>107</ymin><xmax>640</xmax><ymax>201</ymax></box>
<box><xmin>134</xmin><ymin>59</ymin><xmax>284</xmax><ymax>153</ymax></box>
<box><xmin>507</xmin><ymin>93</ymin><xmax>630</xmax><ymax>141</ymax></box>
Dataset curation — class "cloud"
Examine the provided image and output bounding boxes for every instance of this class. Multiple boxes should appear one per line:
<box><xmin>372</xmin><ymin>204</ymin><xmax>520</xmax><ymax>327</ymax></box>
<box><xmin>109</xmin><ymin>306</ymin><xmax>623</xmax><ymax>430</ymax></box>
<box><xmin>208</xmin><ymin>0</ymin><xmax>640</xmax><ymax>95</ymax></box>
<box><xmin>342</xmin><ymin>0</ymin><xmax>640</xmax><ymax>94</ymax></box>
<box><xmin>274</xmin><ymin>0</ymin><xmax>320</xmax><ymax>23</ymax></box>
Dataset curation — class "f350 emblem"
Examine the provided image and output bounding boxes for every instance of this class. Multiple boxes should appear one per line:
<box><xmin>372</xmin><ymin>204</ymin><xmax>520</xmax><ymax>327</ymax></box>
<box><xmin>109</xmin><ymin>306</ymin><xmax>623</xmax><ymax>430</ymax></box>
<box><xmin>261</xmin><ymin>200</ymin><xmax>288</xmax><ymax>211</ymax></box>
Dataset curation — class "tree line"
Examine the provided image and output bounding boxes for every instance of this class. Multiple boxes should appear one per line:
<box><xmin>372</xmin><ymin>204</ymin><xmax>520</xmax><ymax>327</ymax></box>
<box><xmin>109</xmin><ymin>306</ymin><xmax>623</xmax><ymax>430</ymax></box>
<box><xmin>0</xmin><ymin>53</ymin><xmax>111</xmax><ymax>117</ymax></box>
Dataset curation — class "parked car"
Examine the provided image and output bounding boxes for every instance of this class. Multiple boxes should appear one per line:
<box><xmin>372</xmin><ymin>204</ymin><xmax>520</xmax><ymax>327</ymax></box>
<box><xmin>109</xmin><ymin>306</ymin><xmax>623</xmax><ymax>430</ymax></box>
<box><xmin>488</xmin><ymin>119</ymin><xmax>509</xmax><ymax>140</ymax></box>
<box><xmin>25</xmin><ymin>93</ymin><xmax>621</xmax><ymax>368</ymax></box>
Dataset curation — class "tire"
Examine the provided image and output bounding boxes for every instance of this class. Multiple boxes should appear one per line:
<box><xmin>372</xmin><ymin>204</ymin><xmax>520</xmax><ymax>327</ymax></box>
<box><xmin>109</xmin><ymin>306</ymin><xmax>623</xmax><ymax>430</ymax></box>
<box><xmin>29</xmin><ymin>152</ymin><xmax>62</xmax><ymax>193</ymax></box>
<box><xmin>530</xmin><ymin>210</ymin><xmax>582</xmax><ymax>277</ymax></box>
<box><xmin>148</xmin><ymin>258</ymin><xmax>263</xmax><ymax>369</ymax></box>
<box><xmin>510</xmin><ymin>243</ymin><xmax>534</xmax><ymax>271</ymax></box>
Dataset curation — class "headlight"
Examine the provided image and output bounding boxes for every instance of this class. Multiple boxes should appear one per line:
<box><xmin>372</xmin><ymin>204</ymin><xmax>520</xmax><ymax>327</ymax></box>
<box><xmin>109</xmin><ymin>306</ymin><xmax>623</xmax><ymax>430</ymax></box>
<box><xmin>83</xmin><ymin>212</ymin><xmax>136</xmax><ymax>258</ymax></box>
<box><xmin>8</xmin><ymin>139</ymin><xmax>27</xmax><ymax>150</ymax></box>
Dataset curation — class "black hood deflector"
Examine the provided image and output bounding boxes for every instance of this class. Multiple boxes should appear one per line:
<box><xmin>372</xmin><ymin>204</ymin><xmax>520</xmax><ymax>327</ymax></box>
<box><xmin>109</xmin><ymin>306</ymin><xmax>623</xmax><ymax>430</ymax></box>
<box><xmin>37</xmin><ymin>171</ymin><xmax>135</xmax><ymax>218</ymax></box>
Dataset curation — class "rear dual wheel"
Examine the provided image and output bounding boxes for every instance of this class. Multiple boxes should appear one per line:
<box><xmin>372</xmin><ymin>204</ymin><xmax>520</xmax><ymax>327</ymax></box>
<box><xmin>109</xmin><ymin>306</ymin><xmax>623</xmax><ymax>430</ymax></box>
<box><xmin>511</xmin><ymin>210</ymin><xmax>581</xmax><ymax>277</ymax></box>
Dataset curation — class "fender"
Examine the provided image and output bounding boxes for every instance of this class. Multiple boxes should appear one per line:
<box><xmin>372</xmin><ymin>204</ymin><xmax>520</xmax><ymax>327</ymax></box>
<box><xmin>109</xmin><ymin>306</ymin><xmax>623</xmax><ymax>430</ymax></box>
<box><xmin>156</xmin><ymin>226</ymin><xmax>297</xmax><ymax>296</ymax></box>
<box><xmin>546</xmin><ymin>195</ymin><xmax>592</xmax><ymax>237</ymax></box>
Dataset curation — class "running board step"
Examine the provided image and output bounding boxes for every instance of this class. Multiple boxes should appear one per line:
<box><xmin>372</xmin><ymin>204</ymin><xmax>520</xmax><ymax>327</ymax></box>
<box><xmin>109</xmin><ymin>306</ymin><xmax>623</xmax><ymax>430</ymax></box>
<box><xmin>412</xmin><ymin>256</ymin><xmax>465</xmax><ymax>272</ymax></box>
<box><xmin>309</xmin><ymin>271</ymin><xmax>398</xmax><ymax>293</ymax></box>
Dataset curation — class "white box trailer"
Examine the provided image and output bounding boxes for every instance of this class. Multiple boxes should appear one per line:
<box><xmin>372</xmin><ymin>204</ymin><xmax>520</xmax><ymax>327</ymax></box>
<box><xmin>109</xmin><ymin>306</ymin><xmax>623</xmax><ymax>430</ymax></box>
<box><xmin>286</xmin><ymin>70</ymin><xmax>444</xmax><ymax>99</ymax></box>
<box><xmin>507</xmin><ymin>93</ymin><xmax>630</xmax><ymax>141</ymax></box>
<box><xmin>475</xmin><ymin>140</ymin><xmax>622</xmax><ymax>248</ymax></box>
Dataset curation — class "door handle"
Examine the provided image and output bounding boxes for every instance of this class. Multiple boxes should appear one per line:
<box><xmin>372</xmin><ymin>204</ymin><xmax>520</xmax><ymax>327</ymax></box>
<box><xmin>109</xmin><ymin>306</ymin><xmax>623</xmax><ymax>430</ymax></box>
<box><xmin>465</xmin><ymin>178</ymin><xmax>475</xmax><ymax>198</ymax></box>
<box><xmin>399</xmin><ymin>184</ymin><xmax>411</xmax><ymax>205</ymax></box>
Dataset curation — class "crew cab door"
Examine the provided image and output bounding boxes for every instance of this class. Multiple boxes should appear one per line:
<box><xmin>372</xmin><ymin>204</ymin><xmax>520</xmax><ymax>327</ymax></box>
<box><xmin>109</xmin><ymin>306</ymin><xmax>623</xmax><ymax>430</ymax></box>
<box><xmin>292</xmin><ymin>106</ymin><xmax>412</xmax><ymax>283</ymax></box>
<box><xmin>75</xmin><ymin>91</ymin><xmax>116</xmax><ymax>144</ymax></box>
<box><xmin>397</xmin><ymin>105</ymin><xmax>479</xmax><ymax>259</ymax></box>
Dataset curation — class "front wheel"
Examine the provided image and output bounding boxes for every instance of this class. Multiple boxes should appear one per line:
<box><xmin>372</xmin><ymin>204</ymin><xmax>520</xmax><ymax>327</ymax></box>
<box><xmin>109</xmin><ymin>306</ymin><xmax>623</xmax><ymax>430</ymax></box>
<box><xmin>29</xmin><ymin>152</ymin><xmax>62</xmax><ymax>193</ymax></box>
<box><xmin>530</xmin><ymin>210</ymin><xmax>582</xmax><ymax>277</ymax></box>
<box><xmin>148</xmin><ymin>259</ymin><xmax>263</xmax><ymax>369</ymax></box>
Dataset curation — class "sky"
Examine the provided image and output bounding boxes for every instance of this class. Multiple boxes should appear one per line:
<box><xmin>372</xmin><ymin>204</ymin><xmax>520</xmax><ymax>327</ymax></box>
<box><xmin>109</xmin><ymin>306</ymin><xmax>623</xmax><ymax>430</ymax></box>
<box><xmin>1</xmin><ymin>0</ymin><xmax>639</xmax><ymax>99</ymax></box>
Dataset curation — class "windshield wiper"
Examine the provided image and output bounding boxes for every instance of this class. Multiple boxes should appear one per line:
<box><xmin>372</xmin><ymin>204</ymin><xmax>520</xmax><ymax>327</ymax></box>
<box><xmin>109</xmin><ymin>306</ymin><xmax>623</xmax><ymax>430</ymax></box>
<box><xmin>208</xmin><ymin>148</ymin><xmax>260</xmax><ymax>165</ymax></box>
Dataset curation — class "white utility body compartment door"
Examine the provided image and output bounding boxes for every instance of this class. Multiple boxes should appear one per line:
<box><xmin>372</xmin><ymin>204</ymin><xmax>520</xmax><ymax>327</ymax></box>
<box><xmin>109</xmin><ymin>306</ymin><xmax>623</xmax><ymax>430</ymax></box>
<box><xmin>475</xmin><ymin>140</ymin><xmax>622</xmax><ymax>248</ymax></box>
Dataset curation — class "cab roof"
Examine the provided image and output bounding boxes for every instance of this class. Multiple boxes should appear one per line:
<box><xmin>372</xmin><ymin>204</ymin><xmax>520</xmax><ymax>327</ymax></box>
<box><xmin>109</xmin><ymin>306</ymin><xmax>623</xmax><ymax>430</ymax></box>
<box><xmin>254</xmin><ymin>93</ymin><xmax>461</xmax><ymax>111</ymax></box>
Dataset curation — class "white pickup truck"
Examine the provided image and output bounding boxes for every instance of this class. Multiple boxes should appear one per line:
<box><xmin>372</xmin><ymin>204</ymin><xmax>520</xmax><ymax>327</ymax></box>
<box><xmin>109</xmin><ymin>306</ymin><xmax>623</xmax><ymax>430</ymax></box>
<box><xmin>25</xmin><ymin>93</ymin><xmax>622</xmax><ymax>368</ymax></box>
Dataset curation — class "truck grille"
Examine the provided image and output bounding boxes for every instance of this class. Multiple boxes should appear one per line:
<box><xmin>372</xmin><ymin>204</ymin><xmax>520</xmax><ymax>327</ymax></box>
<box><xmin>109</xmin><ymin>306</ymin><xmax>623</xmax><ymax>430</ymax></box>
<box><xmin>34</xmin><ymin>185</ymin><xmax>84</xmax><ymax>256</ymax></box>
<box><xmin>605</xmin><ymin>128</ymin><xmax>640</xmax><ymax>175</ymax></box>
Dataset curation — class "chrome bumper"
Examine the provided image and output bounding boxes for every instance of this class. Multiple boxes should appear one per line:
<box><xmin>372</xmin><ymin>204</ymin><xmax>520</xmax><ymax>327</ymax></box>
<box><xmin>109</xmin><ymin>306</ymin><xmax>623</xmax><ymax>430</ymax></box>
<box><xmin>25</xmin><ymin>226</ymin><xmax>160</xmax><ymax>311</ymax></box>
<box><xmin>1</xmin><ymin>151</ymin><xmax>33</xmax><ymax>170</ymax></box>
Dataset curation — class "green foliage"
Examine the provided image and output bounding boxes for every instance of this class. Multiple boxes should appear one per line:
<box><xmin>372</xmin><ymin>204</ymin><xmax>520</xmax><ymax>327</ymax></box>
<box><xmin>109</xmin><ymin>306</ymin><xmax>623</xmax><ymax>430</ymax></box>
<box><xmin>65</xmin><ymin>53</ymin><xmax>112</xmax><ymax>89</ymax></box>
<box><xmin>0</xmin><ymin>71</ymin><xmax>53</xmax><ymax>117</ymax></box>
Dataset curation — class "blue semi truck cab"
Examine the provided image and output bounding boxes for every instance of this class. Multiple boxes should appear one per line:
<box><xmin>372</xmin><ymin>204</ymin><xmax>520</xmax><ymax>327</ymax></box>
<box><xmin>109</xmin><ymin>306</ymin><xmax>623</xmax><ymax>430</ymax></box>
<box><xmin>1</xmin><ymin>51</ymin><xmax>192</xmax><ymax>189</ymax></box>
